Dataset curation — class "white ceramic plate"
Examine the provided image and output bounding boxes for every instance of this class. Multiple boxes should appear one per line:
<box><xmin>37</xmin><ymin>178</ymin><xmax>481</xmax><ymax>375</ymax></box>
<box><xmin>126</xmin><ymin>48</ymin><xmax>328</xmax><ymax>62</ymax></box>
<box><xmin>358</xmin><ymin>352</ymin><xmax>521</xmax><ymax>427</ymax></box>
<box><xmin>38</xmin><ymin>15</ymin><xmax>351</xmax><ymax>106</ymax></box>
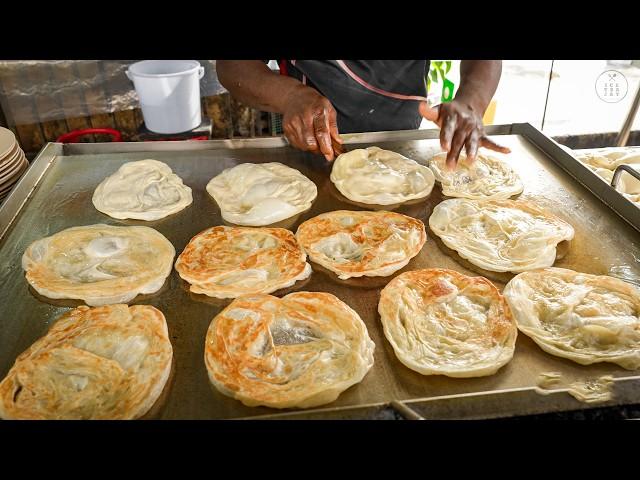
<box><xmin>0</xmin><ymin>128</ymin><xmax>17</xmax><ymax>160</ymax></box>
<box><xmin>0</xmin><ymin>155</ymin><xmax>27</xmax><ymax>192</ymax></box>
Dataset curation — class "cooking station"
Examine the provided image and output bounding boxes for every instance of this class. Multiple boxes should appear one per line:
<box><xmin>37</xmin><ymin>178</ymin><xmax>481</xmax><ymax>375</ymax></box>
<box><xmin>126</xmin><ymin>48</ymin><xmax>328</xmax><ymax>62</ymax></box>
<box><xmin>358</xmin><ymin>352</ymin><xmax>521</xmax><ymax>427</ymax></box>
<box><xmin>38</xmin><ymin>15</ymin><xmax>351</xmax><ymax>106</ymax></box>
<box><xmin>1</xmin><ymin>124</ymin><xmax>639</xmax><ymax>419</ymax></box>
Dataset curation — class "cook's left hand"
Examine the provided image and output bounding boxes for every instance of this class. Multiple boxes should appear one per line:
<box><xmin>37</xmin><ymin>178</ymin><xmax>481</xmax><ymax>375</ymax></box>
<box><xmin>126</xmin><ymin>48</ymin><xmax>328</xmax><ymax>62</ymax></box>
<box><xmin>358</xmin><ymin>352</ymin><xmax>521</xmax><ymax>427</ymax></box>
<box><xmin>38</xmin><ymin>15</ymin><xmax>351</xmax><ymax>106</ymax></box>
<box><xmin>419</xmin><ymin>100</ymin><xmax>511</xmax><ymax>169</ymax></box>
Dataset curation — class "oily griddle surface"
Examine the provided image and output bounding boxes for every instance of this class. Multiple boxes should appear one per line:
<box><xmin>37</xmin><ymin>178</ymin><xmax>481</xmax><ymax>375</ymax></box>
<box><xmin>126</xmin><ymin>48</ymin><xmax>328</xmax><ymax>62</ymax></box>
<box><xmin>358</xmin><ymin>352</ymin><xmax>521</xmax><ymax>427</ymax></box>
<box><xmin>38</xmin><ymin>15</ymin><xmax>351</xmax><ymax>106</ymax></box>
<box><xmin>0</xmin><ymin>134</ymin><xmax>639</xmax><ymax>419</ymax></box>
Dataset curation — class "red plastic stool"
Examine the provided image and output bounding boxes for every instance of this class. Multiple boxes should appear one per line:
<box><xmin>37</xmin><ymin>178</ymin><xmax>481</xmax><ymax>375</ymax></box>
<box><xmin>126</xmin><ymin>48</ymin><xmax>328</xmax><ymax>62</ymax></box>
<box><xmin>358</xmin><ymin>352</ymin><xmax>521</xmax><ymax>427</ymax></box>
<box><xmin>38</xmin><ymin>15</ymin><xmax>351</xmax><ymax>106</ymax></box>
<box><xmin>57</xmin><ymin>128</ymin><xmax>123</xmax><ymax>143</ymax></box>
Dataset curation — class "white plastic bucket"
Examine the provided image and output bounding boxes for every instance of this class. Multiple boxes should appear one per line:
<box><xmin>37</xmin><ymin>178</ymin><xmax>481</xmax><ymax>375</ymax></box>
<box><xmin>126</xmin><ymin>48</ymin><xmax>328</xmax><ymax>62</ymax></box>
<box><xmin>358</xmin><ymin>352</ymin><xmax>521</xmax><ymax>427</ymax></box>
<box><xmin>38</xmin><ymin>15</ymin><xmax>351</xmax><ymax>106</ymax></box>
<box><xmin>126</xmin><ymin>60</ymin><xmax>205</xmax><ymax>134</ymax></box>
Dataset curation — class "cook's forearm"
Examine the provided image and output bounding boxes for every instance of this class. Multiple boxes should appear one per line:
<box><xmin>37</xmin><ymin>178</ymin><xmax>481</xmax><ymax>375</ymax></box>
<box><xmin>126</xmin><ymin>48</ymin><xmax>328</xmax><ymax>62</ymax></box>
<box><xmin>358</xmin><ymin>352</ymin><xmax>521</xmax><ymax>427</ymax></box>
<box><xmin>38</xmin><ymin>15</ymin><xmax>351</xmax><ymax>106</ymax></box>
<box><xmin>216</xmin><ymin>60</ymin><xmax>305</xmax><ymax>114</ymax></box>
<box><xmin>456</xmin><ymin>60</ymin><xmax>502</xmax><ymax>114</ymax></box>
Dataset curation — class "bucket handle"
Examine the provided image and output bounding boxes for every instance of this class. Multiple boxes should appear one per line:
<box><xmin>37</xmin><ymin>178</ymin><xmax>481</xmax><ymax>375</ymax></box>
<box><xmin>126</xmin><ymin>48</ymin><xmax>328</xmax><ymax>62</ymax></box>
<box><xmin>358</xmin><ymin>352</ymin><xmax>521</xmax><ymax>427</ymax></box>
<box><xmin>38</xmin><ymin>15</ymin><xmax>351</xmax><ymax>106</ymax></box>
<box><xmin>125</xmin><ymin>66</ymin><xmax>205</xmax><ymax>81</ymax></box>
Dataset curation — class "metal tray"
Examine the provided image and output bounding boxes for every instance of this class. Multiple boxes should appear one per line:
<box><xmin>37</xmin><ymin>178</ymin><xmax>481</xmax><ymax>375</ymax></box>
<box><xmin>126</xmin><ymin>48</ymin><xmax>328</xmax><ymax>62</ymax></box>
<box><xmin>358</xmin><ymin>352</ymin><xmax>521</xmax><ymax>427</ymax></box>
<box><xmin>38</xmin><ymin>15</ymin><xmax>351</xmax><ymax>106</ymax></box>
<box><xmin>525</xmin><ymin>130</ymin><xmax>640</xmax><ymax>234</ymax></box>
<box><xmin>1</xmin><ymin>123</ymin><xmax>639</xmax><ymax>420</ymax></box>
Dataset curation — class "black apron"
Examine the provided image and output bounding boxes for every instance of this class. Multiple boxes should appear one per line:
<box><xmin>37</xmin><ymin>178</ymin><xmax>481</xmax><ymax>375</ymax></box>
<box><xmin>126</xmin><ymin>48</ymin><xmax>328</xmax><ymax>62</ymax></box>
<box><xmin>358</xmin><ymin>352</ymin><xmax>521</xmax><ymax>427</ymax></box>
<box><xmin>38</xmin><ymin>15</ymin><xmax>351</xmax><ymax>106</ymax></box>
<box><xmin>282</xmin><ymin>60</ymin><xmax>430</xmax><ymax>134</ymax></box>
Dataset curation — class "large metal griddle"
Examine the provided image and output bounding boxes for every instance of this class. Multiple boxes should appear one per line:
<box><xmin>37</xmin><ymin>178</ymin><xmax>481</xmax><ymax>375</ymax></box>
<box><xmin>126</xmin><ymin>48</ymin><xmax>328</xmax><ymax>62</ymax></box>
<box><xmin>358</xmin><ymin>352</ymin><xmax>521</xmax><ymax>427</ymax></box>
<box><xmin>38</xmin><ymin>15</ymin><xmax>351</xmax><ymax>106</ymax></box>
<box><xmin>1</xmin><ymin>123</ymin><xmax>639</xmax><ymax>420</ymax></box>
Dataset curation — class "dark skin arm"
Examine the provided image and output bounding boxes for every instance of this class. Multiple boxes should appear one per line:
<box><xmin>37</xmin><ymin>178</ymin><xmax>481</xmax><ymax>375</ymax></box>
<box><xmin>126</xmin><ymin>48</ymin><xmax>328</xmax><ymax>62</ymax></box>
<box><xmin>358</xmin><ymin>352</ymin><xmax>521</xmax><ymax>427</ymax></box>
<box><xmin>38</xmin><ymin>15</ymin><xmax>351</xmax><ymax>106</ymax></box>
<box><xmin>216</xmin><ymin>60</ymin><xmax>342</xmax><ymax>161</ymax></box>
<box><xmin>218</xmin><ymin>60</ymin><xmax>508</xmax><ymax>166</ymax></box>
<box><xmin>419</xmin><ymin>60</ymin><xmax>511</xmax><ymax>168</ymax></box>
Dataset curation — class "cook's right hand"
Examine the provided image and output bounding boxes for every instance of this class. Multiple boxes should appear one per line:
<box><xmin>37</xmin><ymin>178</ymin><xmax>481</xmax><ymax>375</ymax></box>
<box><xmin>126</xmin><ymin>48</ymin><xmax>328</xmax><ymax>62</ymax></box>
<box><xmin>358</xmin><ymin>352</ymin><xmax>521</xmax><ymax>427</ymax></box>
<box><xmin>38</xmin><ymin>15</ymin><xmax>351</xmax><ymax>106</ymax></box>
<box><xmin>282</xmin><ymin>85</ymin><xmax>343</xmax><ymax>161</ymax></box>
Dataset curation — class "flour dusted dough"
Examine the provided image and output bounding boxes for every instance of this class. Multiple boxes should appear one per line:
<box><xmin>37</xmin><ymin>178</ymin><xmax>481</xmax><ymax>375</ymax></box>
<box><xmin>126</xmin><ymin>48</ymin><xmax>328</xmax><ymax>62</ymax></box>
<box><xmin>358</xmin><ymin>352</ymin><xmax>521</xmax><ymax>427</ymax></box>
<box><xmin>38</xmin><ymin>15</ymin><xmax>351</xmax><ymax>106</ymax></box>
<box><xmin>378</xmin><ymin>268</ymin><xmax>517</xmax><ymax>377</ymax></box>
<box><xmin>503</xmin><ymin>267</ymin><xmax>640</xmax><ymax>369</ymax></box>
<box><xmin>330</xmin><ymin>147</ymin><xmax>435</xmax><ymax>205</ymax></box>
<box><xmin>92</xmin><ymin>159</ymin><xmax>192</xmax><ymax>220</ymax></box>
<box><xmin>22</xmin><ymin>224</ymin><xmax>175</xmax><ymax>306</ymax></box>
<box><xmin>429</xmin><ymin>199</ymin><xmax>574</xmax><ymax>273</ymax></box>
<box><xmin>0</xmin><ymin>304</ymin><xmax>173</xmax><ymax>420</ymax></box>
<box><xmin>566</xmin><ymin>376</ymin><xmax>615</xmax><ymax>404</ymax></box>
<box><xmin>204</xmin><ymin>292</ymin><xmax>375</xmax><ymax>408</ymax></box>
<box><xmin>175</xmin><ymin>226</ymin><xmax>311</xmax><ymax>298</ymax></box>
<box><xmin>534</xmin><ymin>372</ymin><xmax>616</xmax><ymax>403</ymax></box>
<box><xmin>206</xmin><ymin>162</ymin><xmax>317</xmax><ymax>226</ymax></box>
<box><xmin>296</xmin><ymin>210</ymin><xmax>426</xmax><ymax>280</ymax></box>
<box><xmin>429</xmin><ymin>151</ymin><xmax>523</xmax><ymax>200</ymax></box>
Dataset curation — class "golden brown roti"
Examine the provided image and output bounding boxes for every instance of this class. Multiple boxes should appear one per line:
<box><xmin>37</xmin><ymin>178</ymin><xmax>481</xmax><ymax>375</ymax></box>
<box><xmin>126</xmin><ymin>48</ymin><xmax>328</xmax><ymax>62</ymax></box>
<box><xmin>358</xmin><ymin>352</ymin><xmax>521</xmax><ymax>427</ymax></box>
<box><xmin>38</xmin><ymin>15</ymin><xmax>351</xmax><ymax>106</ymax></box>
<box><xmin>204</xmin><ymin>292</ymin><xmax>375</xmax><ymax>408</ymax></box>
<box><xmin>379</xmin><ymin>268</ymin><xmax>517</xmax><ymax>377</ymax></box>
<box><xmin>175</xmin><ymin>226</ymin><xmax>311</xmax><ymax>298</ymax></box>
<box><xmin>0</xmin><ymin>304</ymin><xmax>173</xmax><ymax>420</ymax></box>
<box><xmin>296</xmin><ymin>210</ymin><xmax>426</xmax><ymax>279</ymax></box>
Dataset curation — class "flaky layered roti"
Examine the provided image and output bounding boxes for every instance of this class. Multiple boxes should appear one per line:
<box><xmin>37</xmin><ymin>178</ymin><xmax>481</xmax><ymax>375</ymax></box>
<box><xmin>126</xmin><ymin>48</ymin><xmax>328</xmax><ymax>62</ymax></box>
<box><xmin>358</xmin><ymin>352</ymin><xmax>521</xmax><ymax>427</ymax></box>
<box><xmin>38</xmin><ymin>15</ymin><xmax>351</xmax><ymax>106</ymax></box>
<box><xmin>175</xmin><ymin>226</ymin><xmax>311</xmax><ymax>298</ymax></box>
<box><xmin>0</xmin><ymin>305</ymin><xmax>173</xmax><ymax>420</ymax></box>
<box><xmin>573</xmin><ymin>147</ymin><xmax>640</xmax><ymax>171</ymax></box>
<box><xmin>296</xmin><ymin>210</ymin><xmax>426</xmax><ymax>279</ymax></box>
<box><xmin>205</xmin><ymin>292</ymin><xmax>375</xmax><ymax>408</ymax></box>
<box><xmin>379</xmin><ymin>269</ymin><xmax>517</xmax><ymax>377</ymax></box>
<box><xmin>429</xmin><ymin>151</ymin><xmax>523</xmax><ymax>200</ymax></box>
<box><xmin>22</xmin><ymin>224</ymin><xmax>175</xmax><ymax>306</ymax></box>
<box><xmin>206</xmin><ymin>162</ymin><xmax>317</xmax><ymax>226</ymax></box>
<box><xmin>429</xmin><ymin>199</ymin><xmax>574</xmax><ymax>273</ymax></box>
<box><xmin>616</xmin><ymin>164</ymin><xmax>640</xmax><ymax>196</ymax></box>
<box><xmin>92</xmin><ymin>159</ymin><xmax>192</xmax><ymax>221</ymax></box>
<box><xmin>573</xmin><ymin>147</ymin><xmax>640</xmax><ymax>207</ymax></box>
<box><xmin>503</xmin><ymin>268</ymin><xmax>640</xmax><ymax>369</ymax></box>
<box><xmin>605</xmin><ymin>166</ymin><xmax>640</xmax><ymax>206</ymax></box>
<box><xmin>330</xmin><ymin>146</ymin><xmax>435</xmax><ymax>205</ymax></box>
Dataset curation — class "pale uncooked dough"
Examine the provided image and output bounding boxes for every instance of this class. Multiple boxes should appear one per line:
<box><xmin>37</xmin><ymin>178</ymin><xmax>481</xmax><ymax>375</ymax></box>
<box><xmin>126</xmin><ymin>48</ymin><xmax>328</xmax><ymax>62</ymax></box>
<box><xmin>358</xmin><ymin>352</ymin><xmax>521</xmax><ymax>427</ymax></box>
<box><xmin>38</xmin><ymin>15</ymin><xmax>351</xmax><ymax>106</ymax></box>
<box><xmin>22</xmin><ymin>224</ymin><xmax>175</xmax><ymax>306</ymax></box>
<box><xmin>92</xmin><ymin>159</ymin><xmax>192</xmax><ymax>221</ymax></box>
<box><xmin>429</xmin><ymin>199</ymin><xmax>574</xmax><ymax>273</ymax></box>
<box><xmin>206</xmin><ymin>162</ymin><xmax>317</xmax><ymax>226</ymax></box>
<box><xmin>504</xmin><ymin>267</ymin><xmax>640</xmax><ymax>369</ymax></box>
<box><xmin>330</xmin><ymin>147</ymin><xmax>435</xmax><ymax>205</ymax></box>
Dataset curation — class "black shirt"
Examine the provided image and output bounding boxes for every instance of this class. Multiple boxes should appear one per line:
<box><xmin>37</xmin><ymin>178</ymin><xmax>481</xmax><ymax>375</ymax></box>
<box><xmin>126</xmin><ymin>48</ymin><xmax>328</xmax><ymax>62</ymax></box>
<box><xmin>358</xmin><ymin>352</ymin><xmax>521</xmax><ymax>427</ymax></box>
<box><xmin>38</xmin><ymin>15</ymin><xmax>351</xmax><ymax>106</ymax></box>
<box><xmin>282</xmin><ymin>60</ymin><xmax>430</xmax><ymax>134</ymax></box>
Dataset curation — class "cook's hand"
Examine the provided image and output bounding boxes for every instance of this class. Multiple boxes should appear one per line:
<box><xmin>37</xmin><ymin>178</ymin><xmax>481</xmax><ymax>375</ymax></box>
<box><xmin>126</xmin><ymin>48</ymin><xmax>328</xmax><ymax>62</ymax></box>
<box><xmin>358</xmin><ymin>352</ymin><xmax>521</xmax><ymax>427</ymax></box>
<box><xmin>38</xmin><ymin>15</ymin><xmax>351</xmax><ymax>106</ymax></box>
<box><xmin>282</xmin><ymin>85</ymin><xmax>343</xmax><ymax>161</ymax></box>
<box><xmin>419</xmin><ymin>100</ymin><xmax>510</xmax><ymax>169</ymax></box>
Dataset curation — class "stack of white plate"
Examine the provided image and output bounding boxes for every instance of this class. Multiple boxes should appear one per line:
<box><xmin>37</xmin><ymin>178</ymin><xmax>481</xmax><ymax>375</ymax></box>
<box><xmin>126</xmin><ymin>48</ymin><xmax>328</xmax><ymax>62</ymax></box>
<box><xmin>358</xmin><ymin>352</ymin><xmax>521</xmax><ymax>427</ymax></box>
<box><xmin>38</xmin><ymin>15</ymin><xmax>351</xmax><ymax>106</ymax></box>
<box><xmin>0</xmin><ymin>127</ymin><xmax>28</xmax><ymax>204</ymax></box>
